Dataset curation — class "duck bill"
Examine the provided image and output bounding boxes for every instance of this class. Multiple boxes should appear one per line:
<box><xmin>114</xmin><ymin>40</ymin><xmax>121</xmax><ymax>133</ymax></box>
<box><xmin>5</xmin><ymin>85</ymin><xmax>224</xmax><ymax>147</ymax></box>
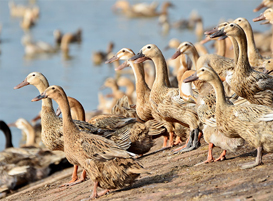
<box><xmin>171</xmin><ymin>50</ymin><xmax>182</xmax><ymax>59</ymax></box>
<box><xmin>210</xmin><ymin>28</ymin><xmax>226</xmax><ymax>39</ymax></box>
<box><xmin>105</xmin><ymin>55</ymin><xmax>119</xmax><ymax>64</ymax></box>
<box><xmin>7</xmin><ymin>122</ymin><xmax>16</xmax><ymax>127</ymax></box>
<box><xmin>183</xmin><ymin>72</ymin><xmax>199</xmax><ymax>83</ymax></box>
<box><xmin>115</xmin><ymin>61</ymin><xmax>129</xmax><ymax>71</ymax></box>
<box><xmin>128</xmin><ymin>51</ymin><xmax>145</xmax><ymax>61</ymax></box>
<box><xmin>253</xmin><ymin>13</ymin><xmax>266</xmax><ymax>22</ymax></box>
<box><xmin>134</xmin><ymin>57</ymin><xmax>150</xmax><ymax>63</ymax></box>
<box><xmin>204</xmin><ymin>28</ymin><xmax>217</xmax><ymax>35</ymax></box>
<box><xmin>14</xmin><ymin>78</ymin><xmax>29</xmax><ymax>89</ymax></box>
<box><xmin>253</xmin><ymin>3</ymin><xmax>265</xmax><ymax>12</ymax></box>
<box><xmin>31</xmin><ymin>92</ymin><xmax>47</xmax><ymax>102</ymax></box>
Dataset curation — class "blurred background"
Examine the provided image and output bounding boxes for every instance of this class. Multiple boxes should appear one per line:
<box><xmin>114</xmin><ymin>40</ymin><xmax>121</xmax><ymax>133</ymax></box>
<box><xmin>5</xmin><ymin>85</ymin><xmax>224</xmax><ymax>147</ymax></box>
<box><xmin>0</xmin><ymin>0</ymin><xmax>267</xmax><ymax>149</ymax></box>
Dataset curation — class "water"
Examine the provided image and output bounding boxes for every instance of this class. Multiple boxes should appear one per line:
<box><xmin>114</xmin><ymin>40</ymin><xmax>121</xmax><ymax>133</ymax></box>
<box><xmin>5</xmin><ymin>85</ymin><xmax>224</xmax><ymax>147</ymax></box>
<box><xmin>0</xmin><ymin>0</ymin><xmax>266</xmax><ymax>149</ymax></box>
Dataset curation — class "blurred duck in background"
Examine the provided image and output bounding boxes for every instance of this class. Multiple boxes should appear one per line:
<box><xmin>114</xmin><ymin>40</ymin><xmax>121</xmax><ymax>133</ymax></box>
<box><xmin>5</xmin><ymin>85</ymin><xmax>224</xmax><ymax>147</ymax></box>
<box><xmin>8</xmin><ymin>118</ymin><xmax>43</xmax><ymax>148</ymax></box>
<box><xmin>113</xmin><ymin>0</ymin><xmax>173</xmax><ymax>18</ymax></box>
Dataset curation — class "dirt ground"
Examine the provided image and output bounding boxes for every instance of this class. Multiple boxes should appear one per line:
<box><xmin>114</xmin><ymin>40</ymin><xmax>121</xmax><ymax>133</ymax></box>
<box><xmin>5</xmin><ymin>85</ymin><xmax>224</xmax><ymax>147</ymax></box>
<box><xmin>2</xmin><ymin>137</ymin><xmax>273</xmax><ymax>201</ymax></box>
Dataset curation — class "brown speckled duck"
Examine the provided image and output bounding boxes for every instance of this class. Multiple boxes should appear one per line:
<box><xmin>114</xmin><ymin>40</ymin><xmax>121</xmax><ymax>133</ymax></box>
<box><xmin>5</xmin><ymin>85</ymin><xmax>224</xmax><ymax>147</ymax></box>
<box><xmin>32</xmin><ymin>85</ymin><xmax>146</xmax><ymax>199</ymax></box>
<box><xmin>13</xmin><ymin>72</ymin><xmax>125</xmax><ymax>187</ymax></box>
<box><xmin>211</xmin><ymin>23</ymin><xmax>273</xmax><ymax>108</ymax></box>
<box><xmin>184</xmin><ymin>64</ymin><xmax>273</xmax><ymax>169</ymax></box>
<box><xmin>106</xmin><ymin>48</ymin><xmax>186</xmax><ymax>147</ymax></box>
<box><xmin>129</xmin><ymin>44</ymin><xmax>201</xmax><ymax>152</ymax></box>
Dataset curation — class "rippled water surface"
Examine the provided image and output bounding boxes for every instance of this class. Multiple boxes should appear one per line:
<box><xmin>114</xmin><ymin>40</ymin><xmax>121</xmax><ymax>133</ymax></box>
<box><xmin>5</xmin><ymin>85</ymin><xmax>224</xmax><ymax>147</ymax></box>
<box><xmin>0</xmin><ymin>0</ymin><xmax>266</xmax><ymax>149</ymax></box>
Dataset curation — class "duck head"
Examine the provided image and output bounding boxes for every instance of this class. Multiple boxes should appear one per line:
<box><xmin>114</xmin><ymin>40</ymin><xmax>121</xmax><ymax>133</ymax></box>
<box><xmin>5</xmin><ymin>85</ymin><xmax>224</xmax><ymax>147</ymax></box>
<box><xmin>105</xmin><ymin>48</ymin><xmax>136</xmax><ymax>70</ymax></box>
<box><xmin>128</xmin><ymin>44</ymin><xmax>158</xmax><ymax>63</ymax></box>
<box><xmin>32</xmin><ymin>85</ymin><xmax>63</xmax><ymax>102</ymax></box>
<box><xmin>210</xmin><ymin>23</ymin><xmax>242</xmax><ymax>39</ymax></box>
<box><xmin>171</xmin><ymin>42</ymin><xmax>194</xmax><ymax>59</ymax></box>
<box><xmin>14</xmin><ymin>72</ymin><xmax>47</xmax><ymax>89</ymax></box>
<box><xmin>183</xmin><ymin>64</ymin><xmax>217</xmax><ymax>84</ymax></box>
<box><xmin>253</xmin><ymin>8</ymin><xmax>273</xmax><ymax>24</ymax></box>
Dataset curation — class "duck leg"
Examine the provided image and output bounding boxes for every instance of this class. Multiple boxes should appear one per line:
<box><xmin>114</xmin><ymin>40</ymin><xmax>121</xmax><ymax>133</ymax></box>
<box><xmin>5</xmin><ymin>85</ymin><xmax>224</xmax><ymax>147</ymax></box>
<box><xmin>176</xmin><ymin>128</ymin><xmax>201</xmax><ymax>153</ymax></box>
<box><xmin>169</xmin><ymin>131</ymin><xmax>174</xmax><ymax>147</ymax></box>
<box><xmin>59</xmin><ymin>165</ymin><xmax>79</xmax><ymax>187</ymax></box>
<box><xmin>195</xmin><ymin>143</ymin><xmax>215</xmax><ymax>166</ymax></box>
<box><xmin>162</xmin><ymin>135</ymin><xmax>169</xmax><ymax>147</ymax></box>
<box><xmin>241</xmin><ymin>147</ymin><xmax>263</xmax><ymax>169</ymax></box>
<box><xmin>90</xmin><ymin>181</ymin><xmax>99</xmax><ymax>199</ymax></box>
<box><xmin>214</xmin><ymin>150</ymin><xmax>226</xmax><ymax>161</ymax></box>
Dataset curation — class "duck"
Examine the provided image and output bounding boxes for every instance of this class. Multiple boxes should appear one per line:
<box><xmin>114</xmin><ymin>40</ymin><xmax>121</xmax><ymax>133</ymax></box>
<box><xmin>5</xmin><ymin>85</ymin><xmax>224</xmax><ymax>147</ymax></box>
<box><xmin>183</xmin><ymin>62</ymin><xmax>245</xmax><ymax>165</ymax></box>
<box><xmin>211</xmin><ymin>23</ymin><xmax>273</xmax><ymax>108</ymax></box>
<box><xmin>113</xmin><ymin>1</ymin><xmax>173</xmax><ymax>18</ymax></box>
<box><xmin>184</xmin><ymin>63</ymin><xmax>273</xmax><ymax>169</ymax></box>
<box><xmin>232</xmin><ymin>17</ymin><xmax>269</xmax><ymax>67</ymax></box>
<box><xmin>21</xmin><ymin>35</ymin><xmax>57</xmax><ymax>58</ymax></box>
<box><xmin>0</xmin><ymin>120</ymin><xmax>69</xmax><ymax>197</ymax></box>
<box><xmin>53</xmin><ymin>28</ymin><xmax>82</xmax><ymax>46</ymax></box>
<box><xmin>64</xmin><ymin>95</ymin><xmax>163</xmax><ymax>156</ymax></box>
<box><xmin>106</xmin><ymin>48</ymin><xmax>183</xmax><ymax>147</ymax></box>
<box><xmin>92</xmin><ymin>42</ymin><xmax>115</xmax><ymax>66</ymax></box>
<box><xmin>32</xmin><ymin>85</ymin><xmax>146</xmax><ymax>199</ymax></box>
<box><xmin>253</xmin><ymin>0</ymin><xmax>273</xmax><ymax>12</ymax></box>
<box><xmin>253</xmin><ymin>8</ymin><xmax>273</xmax><ymax>54</ymax></box>
<box><xmin>9</xmin><ymin>1</ymin><xmax>39</xmax><ymax>19</ymax></box>
<box><xmin>13</xmin><ymin>72</ymin><xmax>128</xmax><ymax>187</ymax></box>
<box><xmin>8</xmin><ymin>118</ymin><xmax>42</xmax><ymax>148</ymax></box>
<box><xmin>129</xmin><ymin>44</ymin><xmax>201</xmax><ymax>152</ymax></box>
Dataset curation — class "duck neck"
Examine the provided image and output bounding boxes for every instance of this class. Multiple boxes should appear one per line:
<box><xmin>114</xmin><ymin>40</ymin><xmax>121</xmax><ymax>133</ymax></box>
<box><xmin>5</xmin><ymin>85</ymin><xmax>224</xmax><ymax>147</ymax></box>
<box><xmin>216</xmin><ymin>39</ymin><xmax>226</xmax><ymax>57</ymax></box>
<box><xmin>209</xmin><ymin>75</ymin><xmax>228</xmax><ymax>110</ymax></box>
<box><xmin>186</xmin><ymin>47</ymin><xmax>199</xmax><ymax>70</ymax></box>
<box><xmin>233</xmin><ymin>29</ymin><xmax>252</xmax><ymax>74</ymax></box>
<box><xmin>35</xmin><ymin>81</ymin><xmax>55</xmax><ymax>111</ymax></box>
<box><xmin>129</xmin><ymin>61</ymin><xmax>150</xmax><ymax>92</ymax></box>
<box><xmin>0</xmin><ymin>121</ymin><xmax>13</xmax><ymax>148</ymax></box>
<box><xmin>229</xmin><ymin>37</ymin><xmax>239</xmax><ymax>64</ymax></box>
<box><xmin>55</xmin><ymin>93</ymin><xmax>79</xmax><ymax>138</ymax></box>
<box><xmin>23</xmin><ymin>121</ymin><xmax>36</xmax><ymax>146</ymax></box>
<box><xmin>243</xmin><ymin>22</ymin><xmax>263</xmax><ymax>60</ymax></box>
<box><xmin>152</xmin><ymin>53</ymin><xmax>170</xmax><ymax>88</ymax></box>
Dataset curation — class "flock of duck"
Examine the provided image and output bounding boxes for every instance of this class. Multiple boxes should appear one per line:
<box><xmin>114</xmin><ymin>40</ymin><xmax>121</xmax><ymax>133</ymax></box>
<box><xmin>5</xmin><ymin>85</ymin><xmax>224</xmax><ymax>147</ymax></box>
<box><xmin>3</xmin><ymin>0</ymin><xmax>273</xmax><ymax>200</ymax></box>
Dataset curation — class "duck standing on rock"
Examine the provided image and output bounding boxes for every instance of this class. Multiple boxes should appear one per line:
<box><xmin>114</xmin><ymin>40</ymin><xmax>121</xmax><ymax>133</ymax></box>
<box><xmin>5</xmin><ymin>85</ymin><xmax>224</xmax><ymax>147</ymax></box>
<box><xmin>129</xmin><ymin>44</ymin><xmax>201</xmax><ymax>152</ymax></box>
<box><xmin>32</xmin><ymin>85</ymin><xmax>147</xmax><ymax>199</ymax></box>
<box><xmin>184</xmin><ymin>64</ymin><xmax>273</xmax><ymax>169</ymax></box>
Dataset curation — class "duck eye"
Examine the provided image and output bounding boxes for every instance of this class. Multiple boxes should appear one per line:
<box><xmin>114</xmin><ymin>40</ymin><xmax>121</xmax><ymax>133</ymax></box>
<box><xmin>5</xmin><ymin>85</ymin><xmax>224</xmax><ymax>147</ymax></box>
<box><xmin>269</xmin><ymin>61</ymin><xmax>271</xmax><ymax>63</ymax></box>
<box><xmin>32</xmin><ymin>74</ymin><xmax>35</xmax><ymax>76</ymax></box>
<box><xmin>52</xmin><ymin>87</ymin><xmax>55</xmax><ymax>90</ymax></box>
<box><xmin>201</xmin><ymin>69</ymin><xmax>205</xmax><ymax>72</ymax></box>
<box><xmin>238</xmin><ymin>19</ymin><xmax>241</xmax><ymax>22</ymax></box>
<box><xmin>230</xmin><ymin>24</ymin><xmax>234</xmax><ymax>27</ymax></box>
<box><xmin>122</xmin><ymin>50</ymin><xmax>125</xmax><ymax>52</ymax></box>
<box><xmin>185</xmin><ymin>44</ymin><xmax>188</xmax><ymax>46</ymax></box>
<box><xmin>147</xmin><ymin>46</ymin><xmax>151</xmax><ymax>49</ymax></box>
